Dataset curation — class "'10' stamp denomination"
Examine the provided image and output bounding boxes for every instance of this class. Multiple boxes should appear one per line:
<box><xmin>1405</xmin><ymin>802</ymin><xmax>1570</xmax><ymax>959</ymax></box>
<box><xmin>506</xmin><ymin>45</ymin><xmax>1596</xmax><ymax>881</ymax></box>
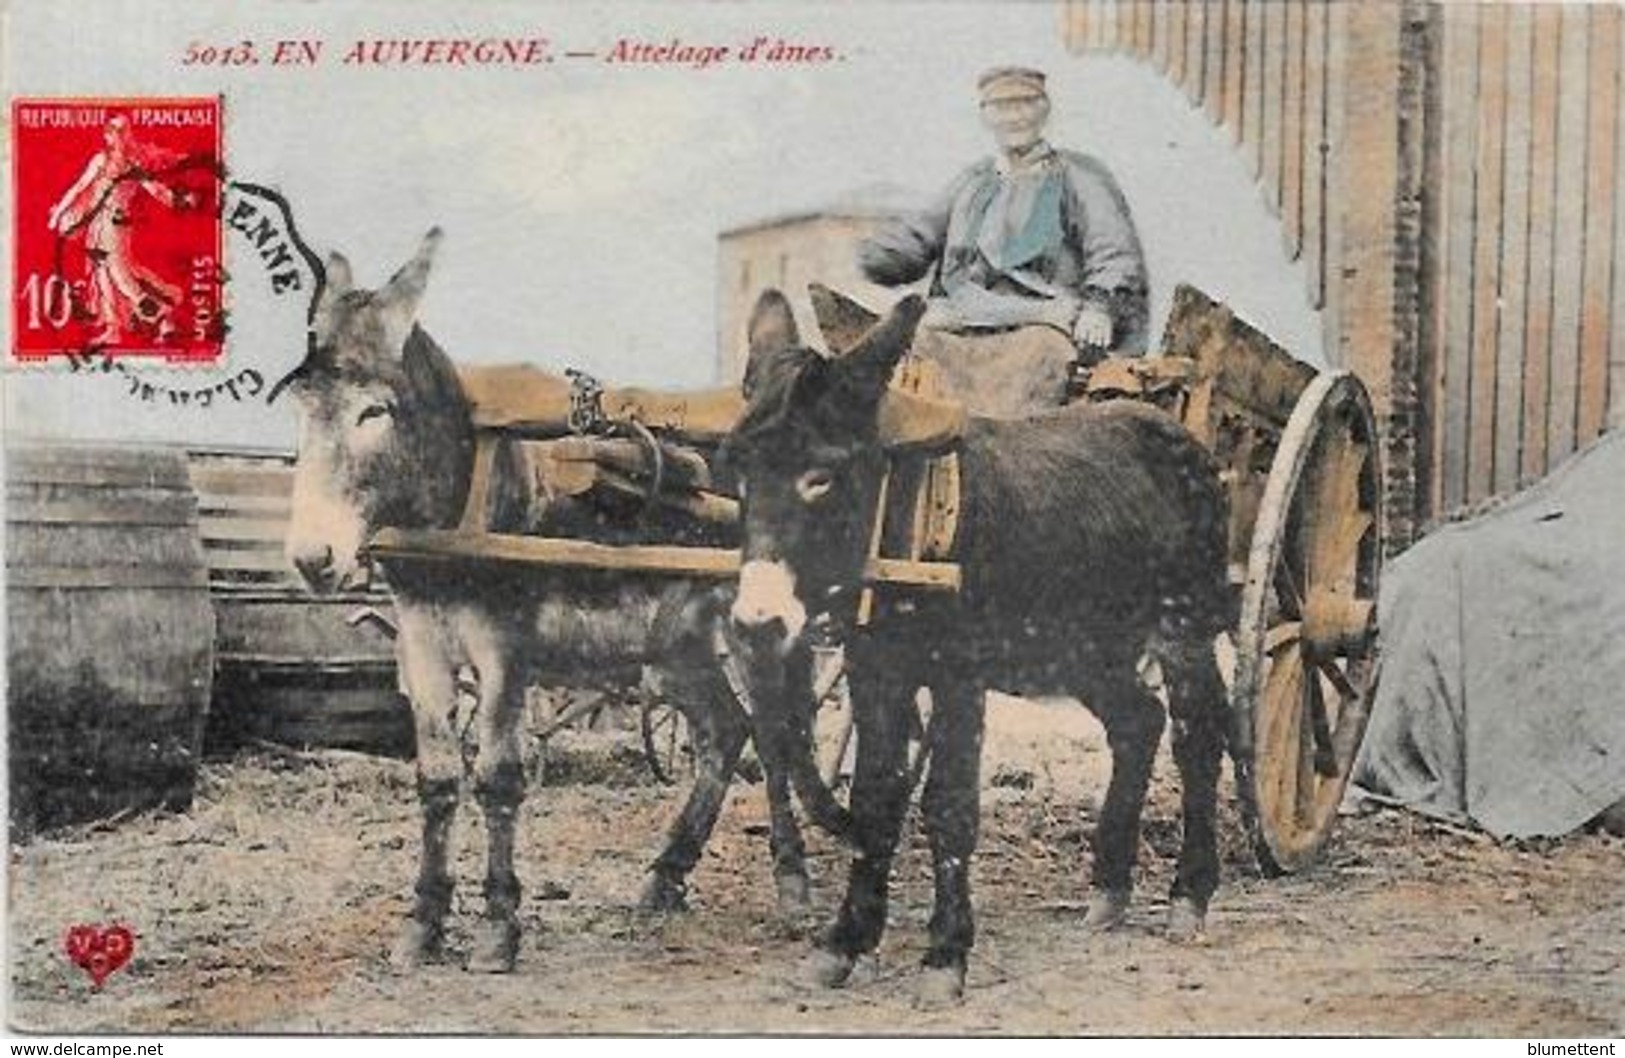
<box><xmin>11</xmin><ymin>97</ymin><xmax>225</xmax><ymax>363</ymax></box>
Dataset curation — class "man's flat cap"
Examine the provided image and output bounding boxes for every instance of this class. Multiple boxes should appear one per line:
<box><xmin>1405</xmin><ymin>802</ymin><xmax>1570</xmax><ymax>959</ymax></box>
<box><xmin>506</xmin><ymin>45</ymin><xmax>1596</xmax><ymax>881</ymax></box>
<box><xmin>978</xmin><ymin>66</ymin><xmax>1048</xmax><ymax>102</ymax></box>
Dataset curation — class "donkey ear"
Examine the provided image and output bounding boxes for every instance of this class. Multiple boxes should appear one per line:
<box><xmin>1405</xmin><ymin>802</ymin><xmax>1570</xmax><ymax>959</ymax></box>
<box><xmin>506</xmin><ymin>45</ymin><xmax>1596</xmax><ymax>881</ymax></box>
<box><xmin>376</xmin><ymin>227</ymin><xmax>443</xmax><ymax>355</ymax></box>
<box><xmin>746</xmin><ymin>288</ymin><xmax>799</xmax><ymax>356</ymax></box>
<box><xmin>743</xmin><ymin>289</ymin><xmax>801</xmax><ymax>398</ymax></box>
<box><xmin>311</xmin><ymin>251</ymin><xmax>353</xmax><ymax>339</ymax></box>
<box><xmin>809</xmin><ymin>283</ymin><xmax>879</xmax><ymax>356</ymax></box>
<box><xmin>324</xmin><ymin>252</ymin><xmax>354</xmax><ymax>298</ymax></box>
<box><xmin>836</xmin><ymin>294</ymin><xmax>927</xmax><ymax>403</ymax></box>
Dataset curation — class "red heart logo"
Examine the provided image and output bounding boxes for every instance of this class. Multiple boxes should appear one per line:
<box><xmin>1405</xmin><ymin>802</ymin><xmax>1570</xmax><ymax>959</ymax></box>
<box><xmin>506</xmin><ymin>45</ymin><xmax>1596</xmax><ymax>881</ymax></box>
<box><xmin>64</xmin><ymin>924</ymin><xmax>135</xmax><ymax>988</ymax></box>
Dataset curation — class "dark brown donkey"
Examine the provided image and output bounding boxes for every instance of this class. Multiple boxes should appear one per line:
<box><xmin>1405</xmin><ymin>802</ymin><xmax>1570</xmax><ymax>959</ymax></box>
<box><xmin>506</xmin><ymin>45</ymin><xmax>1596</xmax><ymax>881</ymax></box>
<box><xmin>280</xmin><ymin>231</ymin><xmax>813</xmax><ymax>973</ymax></box>
<box><xmin>723</xmin><ymin>288</ymin><xmax>1233</xmax><ymax>999</ymax></box>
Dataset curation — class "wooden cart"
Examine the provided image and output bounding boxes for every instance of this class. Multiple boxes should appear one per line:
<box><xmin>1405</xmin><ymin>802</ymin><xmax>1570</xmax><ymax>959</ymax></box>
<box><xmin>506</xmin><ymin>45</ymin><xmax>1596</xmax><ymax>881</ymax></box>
<box><xmin>369</xmin><ymin>284</ymin><xmax>1381</xmax><ymax>874</ymax></box>
<box><xmin>1092</xmin><ymin>285</ymin><xmax>1384</xmax><ymax>873</ymax></box>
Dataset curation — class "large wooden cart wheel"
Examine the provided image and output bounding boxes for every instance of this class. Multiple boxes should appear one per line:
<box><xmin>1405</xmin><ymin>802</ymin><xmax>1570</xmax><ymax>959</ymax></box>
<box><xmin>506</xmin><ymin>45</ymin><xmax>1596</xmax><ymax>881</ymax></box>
<box><xmin>639</xmin><ymin>649</ymin><xmax>862</xmax><ymax>787</ymax></box>
<box><xmin>1232</xmin><ymin>370</ymin><xmax>1382</xmax><ymax>874</ymax></box>
<box><xmin>641</xmin><ymin>700</ymin><xmax>694</xmax><ymax>786</ymax></box>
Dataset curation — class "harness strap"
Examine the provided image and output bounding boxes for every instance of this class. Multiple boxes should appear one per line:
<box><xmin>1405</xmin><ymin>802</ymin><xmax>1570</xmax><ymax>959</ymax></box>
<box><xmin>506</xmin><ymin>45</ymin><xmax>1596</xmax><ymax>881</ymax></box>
<box><xmin>459</xmin><ymin>433</ymin><xmax>500</xmax><ymax>532</ymax></box>
<box><xmin>711</xmin><ymin>623</ymin><xmax>756</xmax><ymax>717</ymax></box>
<box><xmin>855</xmin><ymin>466</ymin><xmax>893</xmax><ymax>628</ymax></box>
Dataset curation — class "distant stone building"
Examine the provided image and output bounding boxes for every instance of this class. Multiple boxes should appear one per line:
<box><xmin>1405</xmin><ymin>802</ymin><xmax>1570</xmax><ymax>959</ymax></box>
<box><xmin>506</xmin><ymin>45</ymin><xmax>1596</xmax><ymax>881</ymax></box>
<box><xmin>715</xmin><ymin>184</ymin><xmax>926</xmax><ymax>382</ymax></box>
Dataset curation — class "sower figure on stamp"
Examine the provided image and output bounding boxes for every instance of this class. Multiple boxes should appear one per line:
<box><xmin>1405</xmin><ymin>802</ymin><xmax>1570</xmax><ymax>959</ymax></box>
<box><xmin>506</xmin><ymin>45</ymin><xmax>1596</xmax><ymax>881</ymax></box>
<box><xmin>47</xmin><ymin>115</ymin><xmax>195</xmax><ymax>346</ymax></box>
<box><xmin>858</xmin><ymin>66</ymin><xmax>1149</xmax><ymax>417</ymax></box>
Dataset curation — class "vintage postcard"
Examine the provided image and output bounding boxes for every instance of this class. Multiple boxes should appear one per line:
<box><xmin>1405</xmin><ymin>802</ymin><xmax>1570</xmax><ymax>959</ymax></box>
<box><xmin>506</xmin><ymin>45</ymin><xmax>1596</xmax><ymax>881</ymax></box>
<box><xmin>4</xmin><ymin>0</ymin><xmax>1622</xmax><ymax>1040</ymax></box>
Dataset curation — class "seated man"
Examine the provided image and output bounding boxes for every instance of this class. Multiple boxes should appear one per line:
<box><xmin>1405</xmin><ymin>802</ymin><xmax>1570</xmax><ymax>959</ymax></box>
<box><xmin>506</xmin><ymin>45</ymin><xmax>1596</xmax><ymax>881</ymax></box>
<box><xmin>858</xmin><ymin>66</ymin><xmax>1150</xmax><ymax>416</ymax></box>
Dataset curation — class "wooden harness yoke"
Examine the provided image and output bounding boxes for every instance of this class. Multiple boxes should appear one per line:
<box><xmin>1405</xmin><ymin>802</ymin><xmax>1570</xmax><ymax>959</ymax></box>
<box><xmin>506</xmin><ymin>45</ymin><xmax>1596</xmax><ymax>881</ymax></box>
<box><xmin>366</xmin><ymin>363</ymin><xmax>967</xmax><ymax>596</ymax></box>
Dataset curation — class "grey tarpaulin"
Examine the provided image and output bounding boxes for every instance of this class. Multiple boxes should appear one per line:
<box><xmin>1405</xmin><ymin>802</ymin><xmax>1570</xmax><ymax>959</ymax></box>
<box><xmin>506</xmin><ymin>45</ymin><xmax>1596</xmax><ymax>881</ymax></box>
<box><xmin>1351</xmin><ymin>431</ymin><xmax>1625</xmax><ymax>838</ymax></box>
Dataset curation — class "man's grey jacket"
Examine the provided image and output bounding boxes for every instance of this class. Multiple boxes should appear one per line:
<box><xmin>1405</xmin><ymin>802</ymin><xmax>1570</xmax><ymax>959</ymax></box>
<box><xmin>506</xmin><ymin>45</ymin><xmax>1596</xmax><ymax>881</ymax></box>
<box><xmin>858</xmin><ymin>142</ymin><xmax>1150</xmax><ymax>356</ymax></box>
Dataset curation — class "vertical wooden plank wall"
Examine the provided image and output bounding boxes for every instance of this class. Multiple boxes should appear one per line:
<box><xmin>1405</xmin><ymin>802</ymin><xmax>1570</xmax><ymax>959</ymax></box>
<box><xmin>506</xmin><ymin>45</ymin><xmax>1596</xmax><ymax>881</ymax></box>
<box><xmin>1063</xmin><ymin>0</ymin><xmax>1625</xmax><ymax>529</ymax></box>
<box><xmin>1424</xmin><ymin>2</ymin><xmax>1623</xmax><ymax>511</ymax></box>
<box><xmin>1465</xmin><ymin>6</ymin><xmax>1507</xmax><ymax>504</ymax></box>
<box><xmin>1492</xmin><ymin>6</ymin><xmax>1531</xmax><ymax>499</ymax></box>
<box><xmin>1520</xmin><ymin>7</ymin><xmax>1560</xmax><ymax>487</ymax></box>
<box><xmin>1577</xmin><ymin>7</ymin><xmax>1619</xmax><ymax>441</ymax></box>
<box><xmin>1431</xmin><ymin>2</ymin><xmax>1478</xmax><ymax>515</ymax></box>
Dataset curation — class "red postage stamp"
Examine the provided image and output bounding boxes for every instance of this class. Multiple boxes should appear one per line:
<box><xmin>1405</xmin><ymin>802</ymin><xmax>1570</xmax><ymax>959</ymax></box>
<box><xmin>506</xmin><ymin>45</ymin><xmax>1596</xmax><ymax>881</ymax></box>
<box><xmin>10</xmin><ymin>97</ymin><xmax>225</xmax><ymax>363</ymax></box>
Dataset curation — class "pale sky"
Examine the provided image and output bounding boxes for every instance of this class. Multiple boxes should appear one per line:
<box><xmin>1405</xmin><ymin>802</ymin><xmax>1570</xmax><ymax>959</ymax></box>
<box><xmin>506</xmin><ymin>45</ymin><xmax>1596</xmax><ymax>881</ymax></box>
<box><xmin>3</xmin><ymin>0</ymin><xmax>1324</xmax><ymax>448</ymax></box>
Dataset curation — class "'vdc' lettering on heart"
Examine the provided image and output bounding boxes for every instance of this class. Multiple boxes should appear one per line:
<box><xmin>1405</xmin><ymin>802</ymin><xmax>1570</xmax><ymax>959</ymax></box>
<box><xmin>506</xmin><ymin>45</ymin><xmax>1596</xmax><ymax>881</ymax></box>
<box><xmin>63</xmin><ymin>924</ymin><xmax>135</xmax><ymax>988</ymax></box>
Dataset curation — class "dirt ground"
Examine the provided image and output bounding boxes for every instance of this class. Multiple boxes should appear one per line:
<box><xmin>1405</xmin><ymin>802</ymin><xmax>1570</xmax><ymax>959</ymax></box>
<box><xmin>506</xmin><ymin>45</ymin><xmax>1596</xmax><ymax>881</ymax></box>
<box><xmin>7</xmin><ymin>695</ymin><xmax>1622</xmax><ymax>1037</ymax></box>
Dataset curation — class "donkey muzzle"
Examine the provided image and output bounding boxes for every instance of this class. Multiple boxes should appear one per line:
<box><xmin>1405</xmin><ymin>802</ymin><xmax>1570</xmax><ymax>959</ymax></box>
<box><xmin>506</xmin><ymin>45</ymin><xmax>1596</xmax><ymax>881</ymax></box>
<box><xmin>730</xmin><ymin>559</ymin><xmax>808</xmax><ymax>652</ymax></box>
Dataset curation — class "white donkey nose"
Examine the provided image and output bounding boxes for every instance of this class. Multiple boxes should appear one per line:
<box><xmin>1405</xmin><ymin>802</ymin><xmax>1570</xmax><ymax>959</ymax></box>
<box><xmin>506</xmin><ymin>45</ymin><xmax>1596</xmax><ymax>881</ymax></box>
<box><xmin>731</xmin><ymin>559</ymin><xmax>808</xmax><ymax>644</ymax></box>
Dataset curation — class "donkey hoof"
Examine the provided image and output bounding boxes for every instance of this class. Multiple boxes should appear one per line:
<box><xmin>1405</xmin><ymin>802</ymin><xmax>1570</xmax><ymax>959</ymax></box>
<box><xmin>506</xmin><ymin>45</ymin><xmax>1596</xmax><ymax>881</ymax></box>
<box><xmin>466</xmin><ymin>919</ymin><xmax>520</xmax><ymax>974</ymax></box>
<box><xmin>638</xmin><ymin>871</ymin><xmax>689</xmax><ymax>913</ymax></box>
<box><xmin>913</xmin><ymin>960</ymin><xmax>967</xmax><ymax>1008</ymax></box>
<box><xmin>1082</xmin><ymin>888</ymin><xmax>1132</xmax><ymax>933</ymax></box>
<box><xmin>1166</xmin><ymin>897</ymin><xmax>1209</xmax><ymax>944</ymax></box>
<box><xmin>802</xmin><ymin>947</ymin><xmax>856</xmax><ymax>989</ymax></box>
<box><xmin>774</xmin><ymin>871</ymin><xmax>812</xmax><ymax>916</ymax></box>
<box><xmin>388</xmin><ymin>919</ymin><xmax>444</xmax><ymax>973</ymax></box>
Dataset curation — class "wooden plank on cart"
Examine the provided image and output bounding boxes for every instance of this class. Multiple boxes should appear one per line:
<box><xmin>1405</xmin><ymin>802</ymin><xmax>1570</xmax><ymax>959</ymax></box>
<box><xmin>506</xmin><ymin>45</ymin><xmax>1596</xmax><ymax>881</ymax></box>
<box><xmin>1158</xmin><ymin>285</ymin><xmax>1318</xmax><ymax>432</ymax></box>
<box><xmin>459</xmin><ymin>364</ymin><xmax>746</xmax><ymax>444</ymax></box>
<box><xmin>368</xmin><ymin>528</ymin><xmax>961</xmax><ymax>592</ymax></box>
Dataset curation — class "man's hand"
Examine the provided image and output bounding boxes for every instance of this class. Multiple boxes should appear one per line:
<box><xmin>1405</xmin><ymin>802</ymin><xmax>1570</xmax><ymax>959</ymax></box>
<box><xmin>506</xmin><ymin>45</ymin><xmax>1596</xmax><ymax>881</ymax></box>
<box><xmin>1072</xmin><ymin>306</ymin><xmax>1113</xmax><ymax>351</ymax></box>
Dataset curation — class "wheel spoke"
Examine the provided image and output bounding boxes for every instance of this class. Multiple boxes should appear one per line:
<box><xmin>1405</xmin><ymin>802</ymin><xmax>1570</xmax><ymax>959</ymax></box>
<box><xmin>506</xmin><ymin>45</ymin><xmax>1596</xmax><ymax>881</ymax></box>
<box><xmin>1305</xmin><ymin>668</ymin><xmax>1338</xmax><ymax>778</ymax></box>
<box><xmin>1307</xmin><ymin>434</ymin><xmax>1371</xmax><ymax>592</ymax></box>
<box><xmin>1294</xmin><ymin>697</ymin><xmax>1317</xmax><ymax>828</ymax></box>
<box><xmin>1319</xmin><ymin>657</ymin><xmax>1362</xmax><ymax>701</ymax></box>
<box><xmin>1274</xmin><ymin>556</ymin><xmax>1306</xmax><ymax>621</ymax></box>
<box><xmin>1259</xmin><ymin>645</ymin><xmax>1304</xmax><ymax>825</ymax></box>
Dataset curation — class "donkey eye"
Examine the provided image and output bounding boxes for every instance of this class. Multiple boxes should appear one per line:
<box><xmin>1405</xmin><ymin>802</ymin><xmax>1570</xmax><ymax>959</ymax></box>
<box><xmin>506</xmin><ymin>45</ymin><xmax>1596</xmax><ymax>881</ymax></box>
<box><xmin>796</xmin><ymin>468</ymin><xmax>836</xmax><ymax>503</ymax></box>
<box><xmin>355</xmin><ymin>402</ymin><xmax>394</xmax><ymax>427</ymax></box>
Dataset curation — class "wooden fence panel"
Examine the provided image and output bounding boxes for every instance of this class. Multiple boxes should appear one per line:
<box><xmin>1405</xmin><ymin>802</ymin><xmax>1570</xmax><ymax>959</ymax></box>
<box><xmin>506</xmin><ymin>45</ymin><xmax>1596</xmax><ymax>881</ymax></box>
<box><xmin>1205</xmin><ymin>0</ymin><xmax>1228</xmax><ymax>120</ymax></box>
<box><xmin>1546</xmin><ymin>7</ymin><xmax>1590</xmax><ymax>464</ymax></box>
<box><xmin>1223</xmin><ymin>0</ymin><xmax>1246</xmax><ymax>134</ymax></box>
<box><xmin>1519</xmin><ymin>5</ymin><xmax>1561</xmax><ymax>485</ymax></box>
<box><xmin>1281</xmin><ymin>0</ymin><xmax>1307</xmax><ymax>259</ymax></box>
<box><xmin>1185</xmin><ymin>0</ymin><xmax>1208</xmax><ymax>105</ymax></box>
<box><xmin>1465</xmin><ymin>4</ymin><xmax>1508</xmax><ymax>503</ymax></box>
<box><xmin>1303</xmin><ymin>0</ymin><xmax>1329</xmax><ymax>307</ymax></box>
<box><xmin>1492</xmin><ymin>5</ymin><xmax>1533</xmax><ymax>497</ymax></box>
<box><xmin>1261</xmin><ymin>0</ymin><xmax>1287</xmax><ymax>212</ymax></box>
<box><xmin>1243</xmin><ymin>0</ymin><xmax>1266</xmax><ymax>176</ymax></box>
<box><xmin>1613</xmin><ymin>11</ymin><xmax>1625</xmax><ymax>432</ymax></box>
<box><xmin>1154</xmin><ymin>0</ymin><xmax>1174</xmax><ymax>73</ymax></box>
<box><xmin>1167</xmin><ymin>0</ymin><xmax>1188</xmax><ymax>84</ymax></box>
<box><xmin>1576</xmin><ymin>5</ymin><xmax>1620</xmax><ymax>443</ymax></box>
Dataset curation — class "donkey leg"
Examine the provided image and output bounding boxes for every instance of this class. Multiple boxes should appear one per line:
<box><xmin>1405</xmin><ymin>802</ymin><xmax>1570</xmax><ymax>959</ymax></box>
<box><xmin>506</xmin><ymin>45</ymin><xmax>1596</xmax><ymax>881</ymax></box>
<box><xmin>390</xmin><ymin>635</ymin><xmax>462</xmax><ymax>971</ymax></box>
<box><xmin>812</xmin><ymin>657</ymin><xmax>915</xmax><ymax>987</ymax></box>
<box><xmin>641</xmin><ymin>668</ymin><xmax>751</xmax><ymax>912</ymax></box>
<box><xmin>761</xmin><ymin>732</ymin><xmax>812</xmax><ymax>915</ymax></box>
<box><xmin>740</xmin><ymin>654</ymin><xmax>812</xmax><ymax>914</ymax></box>
<box><xmin>1161</xmin><ymin>641</ymin><xmax>1227</xmax><ymax>940</ymax></box>
<box><xmin>919</xmin><ymin>678</ymin><xmax>986</xmax><ymax>1002</ymax></box>
<box><xmin>468</xmin><ymin>665</ymin><xmax>526</xmax><ymax>974</ymax></box>
<box><xmin>1080</xmin><ymin>659</ymin><xmax>1166</xmax><ymax>933</ymax></box>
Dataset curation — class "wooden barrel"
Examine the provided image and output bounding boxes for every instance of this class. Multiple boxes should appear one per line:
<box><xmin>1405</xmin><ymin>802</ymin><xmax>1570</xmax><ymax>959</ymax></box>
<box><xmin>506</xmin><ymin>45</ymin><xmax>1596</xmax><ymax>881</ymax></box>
<box><xmin>6</xmin><ymin>443</ymin><xmax>216</xmax><ymax>836</ymax></box>
<box><xmin>187</xmin><ymin>450</ymin><xmax>411</xmax><ymax>758</ymax></box>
